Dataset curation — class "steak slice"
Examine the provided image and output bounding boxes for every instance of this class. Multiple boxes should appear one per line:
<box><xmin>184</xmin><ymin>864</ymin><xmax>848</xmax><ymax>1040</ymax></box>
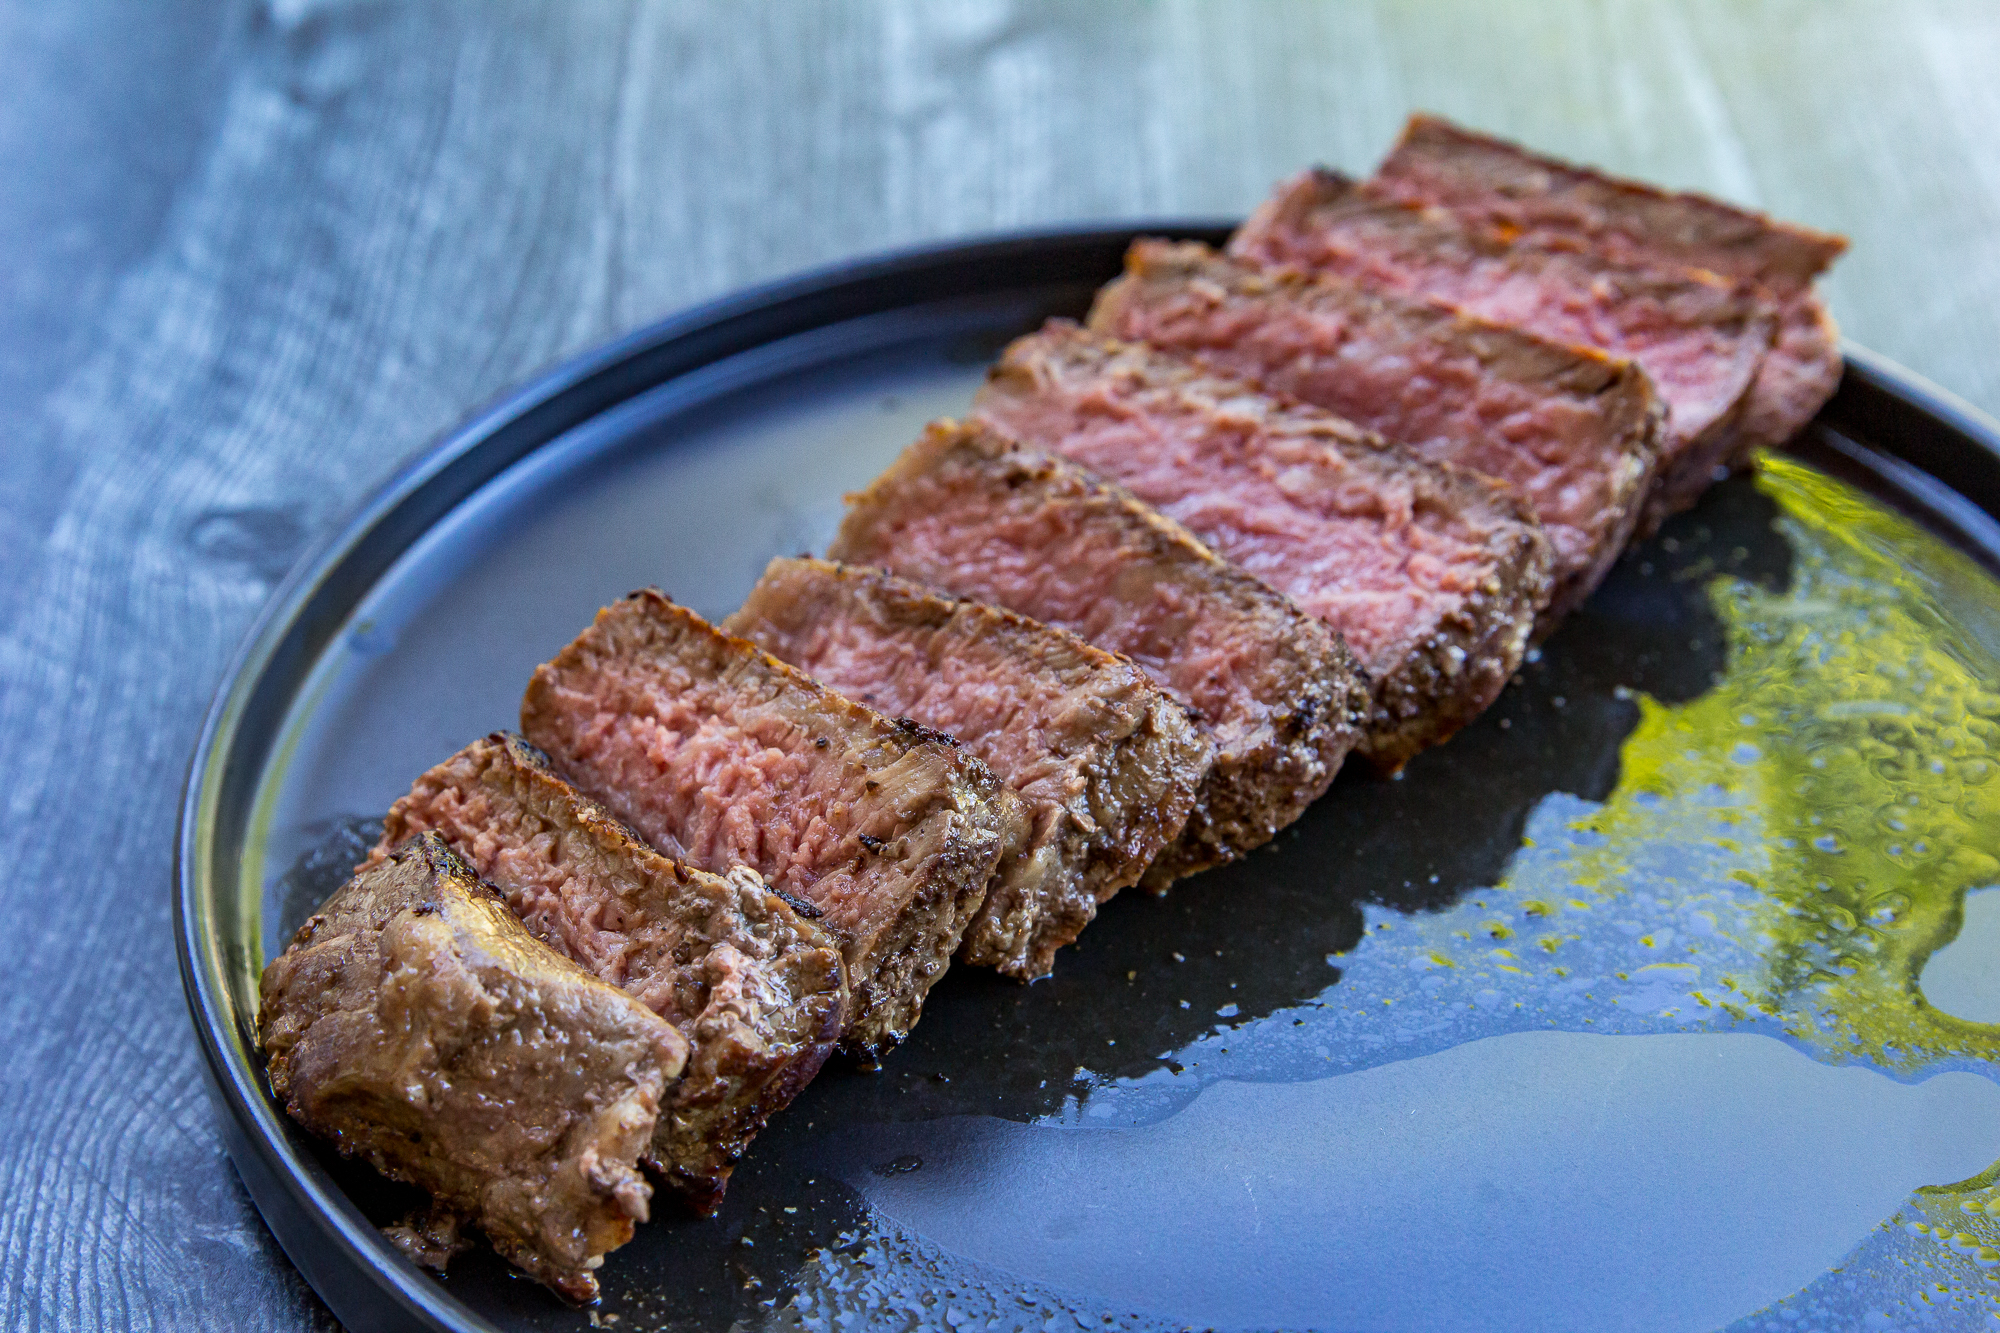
<box><xmin>828</xmin><ymin>418</ymin><xmax>1366</xmax><ymax>886</ymax></box>
<box><xmin>1228</xmin><ymin>170</ymin><xmax>1771</xmax><ymax>524</ymax></box>
<box><xmin>727</xmin><ymin>557</ymin><xmax>1211</xmax><ymax>979</ymax></box>
<box><xmin>258</xmin><ymin>832</ymin><xmax>687</xmax><ymax>1302</ymax></box>
<box><xmin>977</xmin><ymin>322</ymin><xmax>1552</xmax><ymax>768</ymax></box>
<box><xmin>1090</xmin><ymin>242</ymin><xmax>1658</xmax><ymax>620</ymax></box>
<box><xmin>368</xmin><ymin>733</ymin><xmax>848</xmax><ymax>1212</ymax></box>
<box><xmin>1371</xmin><ymin>113</ymin><xmax>1846</xmax><ymax>452</ymax></box>
<box><xmin>520</xmin><ymin>589</ymin><xmax>1008</xmax><ymax>1058</ymax></box>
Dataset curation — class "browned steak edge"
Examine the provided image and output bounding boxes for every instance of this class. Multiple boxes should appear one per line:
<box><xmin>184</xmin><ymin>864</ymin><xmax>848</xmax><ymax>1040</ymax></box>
<box><xmin>258</xmin><ymin>833</ymin><xmax>683</xmax><ymax>1301</ymax></box>
<box><xmin>1087</xmin><ymin>241</ymin><xmax>1660</xmax><ymax>621</ymax></box>
<box><xmin>1347</xmin><ymin>462</ymin><xmax>1552</xmax><ymax>773</ymax></box>
<box><xmin>1377</xmin><ymin>114</ymin><xmax>1849</xmax><ymax>456</ymax></box>
<box><xmin>729</xmin><ymin>555</ymin><xmax>1212</xmax><ymax>977</ymax></box>
<box><xmin>1381</xmin><ymin>114</ymin><xmax>1848</xmax><ymax>287</ymax></box>
<box><xmin>368</xmin><ymin>732</ymin><xmax>847</xmax><ymax>1213</ymax></box>
<box><xmin>1228</xmin><ymin>172</ymin><xmax>1770</xmax><ymax>528</ymax></box>
<box><xmin>520</xmin><ymin>589</ymin><xmax>1006</xmax><ymax>1059</ymax></box>
<box><xmin>830</xmin><ymin>419</ymin><xmax>1368</xmax><ymax>886</ymax></box>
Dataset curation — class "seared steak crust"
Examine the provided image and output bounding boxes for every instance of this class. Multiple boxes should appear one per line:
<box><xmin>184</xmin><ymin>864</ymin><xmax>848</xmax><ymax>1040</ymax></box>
<box><xmin>1372</xmin><ymin>113</ymin><xmax>1845</xmax><ymax>453</ymax></box>
<box><xmin>1376</xmin><ymin>116</ymin><xmax>1847</xmax><ymax>288</ymax></box>
<box><xmin>520</xmin><ymin>590</ymin><xmax>1007</xmax><ymax>1058</ymax></box>
<box><xmin>369</xmin><ymin>733</ymin><xmax>847</xmax><ymax>1212</ymax></box>
<box><xmin>1229</xmin><ymin>170</ymin><xmax>1768</xmax><ymax>525</ymax></box>
<box><xmin>828</xmin><ymin>419</ymin><xmax>1366</xmax><ymax>885</ymax></box>
<box><xmin>1090</xmin><ymin>243</ymin><xmax>1648</xmax><ymax>623</ymax></box>
<box><xmin>977</xmin><ymin>321</ymin><xmax>1552</xmax><ymax>768</ymax></box>
<box><xmin>258</xmin><ymin>833</ymin><xmax>687</xmax><ymax>1302</ymax></box>
<box><xmin>727</xmin><ymin>557</ymin><xmax>1211</xmax><ymax>979</ymax></box>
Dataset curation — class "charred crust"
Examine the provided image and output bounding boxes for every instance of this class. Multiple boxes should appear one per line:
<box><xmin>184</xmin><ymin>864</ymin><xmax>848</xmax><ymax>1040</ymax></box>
<box><xmin>892</xmin><ymin>716</ymin><xmax>961</xmax><ymax>748</ymax></box>
<box><xmin>495</xmin><ymin>730</ymin><xmax>559</xmax><ymax>773</ymax></box>
<box><xmin>771</xmin><ymin>886</ymin><xmax>822</xmax><ymax>919</ymax></box>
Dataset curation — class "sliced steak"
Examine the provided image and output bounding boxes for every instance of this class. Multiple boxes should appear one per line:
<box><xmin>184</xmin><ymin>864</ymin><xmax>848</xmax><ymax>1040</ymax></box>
<box><xmin>977</xmin><ymin>322</ymin><xmax>1552</xmax><ymax>768</ymax></box>
<box><xmin>368</xmin><ymin>733</ymin><xmax>847</xmax><ymax>1212</ymax></box>
<box><xmin>520</xmin><ymin>589</ymin><xmax>1008</xmax><ymax>1058</ymax></box>
<box><xmin>1228</xmin><ymin>170</ymin><xmax>1771</xmax><ymax>524</ymax></box>
<box><xmin>259</xmin><ymin>833</ymin><xmax>687</xmax><ymax>1302</ymax></box>
<box><xmin>1090</xmin><ymin>242</ymin><xmax>1658</xmax><ymax>619</ymax></box>
<box><xmin>828</xmin><ymin>418</ymin><xmax>1366</xmax><ymax>885</ymax></box>
<box><xmin>1372</xmin><ymin>113</ymin><xmax>1846</xmax><ymax>452</ymax></box>
<box><xmin>727</xmin><ymin>557</ymin><xmax>1211</xmax><ymax>979</ymax></box>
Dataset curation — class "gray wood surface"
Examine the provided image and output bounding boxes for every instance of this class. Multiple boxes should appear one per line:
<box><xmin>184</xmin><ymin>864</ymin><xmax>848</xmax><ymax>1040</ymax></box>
<box><xmin>4</xmin><ymin>2</ymin><xmax>1998</xmax><ymax>1327</ymax></box>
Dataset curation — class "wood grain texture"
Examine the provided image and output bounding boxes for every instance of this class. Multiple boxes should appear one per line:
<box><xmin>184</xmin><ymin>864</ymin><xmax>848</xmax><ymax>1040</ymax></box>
<box><xmin>2</xmin><ymin>2</ymin><xmax>1997</xmax><ymax>1327</ymax></box>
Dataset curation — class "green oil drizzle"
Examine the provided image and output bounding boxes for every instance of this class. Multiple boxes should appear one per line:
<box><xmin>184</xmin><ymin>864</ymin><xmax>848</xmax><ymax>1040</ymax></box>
<box><xmin>1540</xmin><ymin>455</ymin><xmax>2000</xmax><ymax>1310</ymax></box>
<box><xmin>1569</xmin><ymin>454</ymin><xmax>2000</xmax><ymax>1071</ymax></box>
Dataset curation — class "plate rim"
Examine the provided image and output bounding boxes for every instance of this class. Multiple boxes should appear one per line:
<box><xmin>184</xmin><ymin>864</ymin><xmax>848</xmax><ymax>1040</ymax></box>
<box><xmin>174</xmin><ymin>224</ymin><xmax>2000</xmax><ymax>1333</ymax></box>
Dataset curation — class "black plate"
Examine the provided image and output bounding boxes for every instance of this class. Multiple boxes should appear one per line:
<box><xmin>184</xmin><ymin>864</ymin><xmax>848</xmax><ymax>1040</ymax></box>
<box><xmin>178</xmin><ymin>226</ymin><xmax>2000</xmax><ymax>1333</ymax></box>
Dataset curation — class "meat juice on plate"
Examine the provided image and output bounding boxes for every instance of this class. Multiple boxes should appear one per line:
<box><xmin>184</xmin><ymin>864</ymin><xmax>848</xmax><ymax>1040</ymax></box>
<box><xmin>791</xmin><ymin>453</ymin><xmax>2000</xmax><ymax>1333</ymax></box>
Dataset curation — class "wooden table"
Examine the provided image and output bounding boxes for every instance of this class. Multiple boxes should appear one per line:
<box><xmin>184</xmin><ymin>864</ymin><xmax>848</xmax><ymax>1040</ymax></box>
<box><xmin>5</xmin><ymin>3</ymin><xmax>1997</xmax><ymax>1327</ymax></box>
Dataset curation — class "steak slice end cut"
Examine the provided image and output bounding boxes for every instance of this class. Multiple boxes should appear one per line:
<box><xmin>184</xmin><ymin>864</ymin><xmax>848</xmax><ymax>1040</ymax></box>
<box><xmin>369</xmin><ymin>732</ymin><xmax>848</xmax><ymax>1212</ymax></box>
<box><xmin>1375</xmin><ymin>115</ymin><xmax>1848</xmax><ymax>291</ymax></box>
<box><xmin>258</xmin><ymin>832</ymin><xmax>687</xmax><ymax>1302</ymax></box>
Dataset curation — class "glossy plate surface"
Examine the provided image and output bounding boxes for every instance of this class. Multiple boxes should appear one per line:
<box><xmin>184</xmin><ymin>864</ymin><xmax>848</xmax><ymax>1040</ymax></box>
<box><xmin>179</xmin><ymin>227</ymin><xmax>2000</xmax><ymax>1333</ymax></box>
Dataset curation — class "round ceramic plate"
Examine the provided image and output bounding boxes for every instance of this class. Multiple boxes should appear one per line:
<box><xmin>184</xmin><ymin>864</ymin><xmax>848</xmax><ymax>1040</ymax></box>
<box><xmin>178</xmin><ymin>226</ymin><xmax>2000</xmax><ymax>1333</ymax></box>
